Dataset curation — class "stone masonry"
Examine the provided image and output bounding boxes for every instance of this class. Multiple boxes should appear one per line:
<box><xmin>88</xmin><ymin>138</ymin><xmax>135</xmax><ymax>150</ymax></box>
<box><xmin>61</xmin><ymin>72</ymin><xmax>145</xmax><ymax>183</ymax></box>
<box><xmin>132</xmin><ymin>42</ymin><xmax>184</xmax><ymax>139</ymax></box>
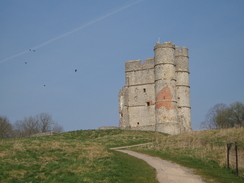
<box><xmin>118</xmin><ymin>41</ymin><xmax>192</xmax><ymax>135</ymax></box>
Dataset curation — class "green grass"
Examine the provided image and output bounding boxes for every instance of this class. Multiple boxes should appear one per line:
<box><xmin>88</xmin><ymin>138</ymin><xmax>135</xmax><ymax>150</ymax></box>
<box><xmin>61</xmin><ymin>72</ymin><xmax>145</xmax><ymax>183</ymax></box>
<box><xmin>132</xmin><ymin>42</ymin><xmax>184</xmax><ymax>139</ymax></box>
<box><xmin>0</xmin><ymin>130</ymin><xmax>163</xmax><ymax>182</ymax></box>
<box><xmin>104</xmin><ymin>150</ymin><xmax>158</xmax><ymax>183</ymax></box>
<box><xmin>1</xmin><ymin>128</ymin><xmax>244</xmax><ymax>182</ymax></box>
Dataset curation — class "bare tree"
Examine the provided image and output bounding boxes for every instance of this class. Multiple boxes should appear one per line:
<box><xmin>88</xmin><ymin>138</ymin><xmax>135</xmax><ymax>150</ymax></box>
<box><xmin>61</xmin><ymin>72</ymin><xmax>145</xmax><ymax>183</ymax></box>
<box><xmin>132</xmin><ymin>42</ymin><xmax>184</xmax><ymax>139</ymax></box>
<box><xmin>13</xmin><ymin>113</ymin><xmax>64</xmax><ymax>137</ymax></box>
<box><xmin>200</xmin><ymin>102</ymin><xmax>244</xmax><ymax>130</ymax></box>
<box><xmin>37</xmin><ymin>113</ymin><xmax>64</xmax><ymax>133</ymax></box>
<box><xmin>13</xmin><ymin>116</ymin><xmax>39</xmax><ymax>137</ymax></box>
<box><xmin>229</xmin><ymin>102</ymin><xmax>244</xmax><ymax>127</ymax></box>
<box><xmin>200</xmin><ymin>103</ymin><xmax>232</xmax><ymax>130</ymax></box>
<box><xmin>0</xmin><ymin>116</ymin><xmax>13</xmax><ymax>139</ymax></box>
<box><xmin>37</xmin><ymin>113</ymin><xmax>54</xmax><ymax>133</ymax></box>
<box><xmin>13</xmin><ymin>120</ymin><xmax>25</xmax><ymax>138</ymax></box>
<box><xmin>23</xmin><ymin>116</ymin><xmax>39</xmax><ymax>136</ymax></box>
<box><xmin>52</xmin><ymin>122</ymin><xmax>64</xmax><ymax>133</ymax></box>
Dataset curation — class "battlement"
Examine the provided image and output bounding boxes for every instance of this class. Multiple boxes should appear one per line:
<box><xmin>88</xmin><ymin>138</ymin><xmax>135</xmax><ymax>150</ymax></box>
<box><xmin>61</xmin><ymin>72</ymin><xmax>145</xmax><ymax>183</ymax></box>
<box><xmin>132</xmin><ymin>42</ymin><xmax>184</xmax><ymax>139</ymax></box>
<box><xmin>175</xmin><ymin>46</ymin><xmax>188</xmax><ymax>57</ymax></box>
<box><xmin>125</xmin><ymin>58</ymin><xmax>154</xmax><ymax>72</ymax></box>
<box><xmin>154</xmin><ymin>41</ymin><xmax>175</xmax><ymax>50</ymax></box>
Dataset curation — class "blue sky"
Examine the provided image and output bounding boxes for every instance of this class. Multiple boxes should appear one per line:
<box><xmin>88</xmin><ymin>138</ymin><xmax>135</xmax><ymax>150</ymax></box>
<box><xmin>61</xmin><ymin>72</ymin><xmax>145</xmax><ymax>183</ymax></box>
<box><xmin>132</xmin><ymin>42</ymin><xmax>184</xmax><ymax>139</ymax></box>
<box><xmin>1</xmin><ymin>0</ymin><xmax>244</xmax><ymax>132</ymax></box>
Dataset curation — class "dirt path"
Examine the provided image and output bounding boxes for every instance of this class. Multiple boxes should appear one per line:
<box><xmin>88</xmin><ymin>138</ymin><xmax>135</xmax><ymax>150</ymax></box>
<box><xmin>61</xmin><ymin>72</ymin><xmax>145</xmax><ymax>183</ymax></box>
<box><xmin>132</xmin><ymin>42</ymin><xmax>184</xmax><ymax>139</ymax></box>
<box><xmin>110</xmin><ymin>144</ymin><xmax>205</xmax><ymax>183</ymax></box>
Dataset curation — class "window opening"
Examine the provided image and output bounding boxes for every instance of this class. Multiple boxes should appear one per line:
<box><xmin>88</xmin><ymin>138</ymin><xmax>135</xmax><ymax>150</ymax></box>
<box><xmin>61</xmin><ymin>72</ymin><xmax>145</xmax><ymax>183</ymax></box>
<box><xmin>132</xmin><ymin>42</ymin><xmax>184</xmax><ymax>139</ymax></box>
<box><xmin>147</xmin><ymin>102</ymin><xmax>150</xmax><ymax>106</ymax></box>
<box><xmin>120</xmin><ymin>112</ymin><xmax>123</xmax><ymax>117</ymax></box>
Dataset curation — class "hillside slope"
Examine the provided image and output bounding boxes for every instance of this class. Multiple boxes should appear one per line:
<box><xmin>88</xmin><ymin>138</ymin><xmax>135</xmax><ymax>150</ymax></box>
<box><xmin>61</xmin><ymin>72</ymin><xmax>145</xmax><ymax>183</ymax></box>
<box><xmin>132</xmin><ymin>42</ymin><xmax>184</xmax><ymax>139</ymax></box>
<box><xmin>0</xmin><ymin>130</ymin><xmax>165</xmax><ymax>182</ymax></box>
<box><xmin>1</xmin><ymin>128</ymin><xmax>243</xmax><ymax>182</ymax></box>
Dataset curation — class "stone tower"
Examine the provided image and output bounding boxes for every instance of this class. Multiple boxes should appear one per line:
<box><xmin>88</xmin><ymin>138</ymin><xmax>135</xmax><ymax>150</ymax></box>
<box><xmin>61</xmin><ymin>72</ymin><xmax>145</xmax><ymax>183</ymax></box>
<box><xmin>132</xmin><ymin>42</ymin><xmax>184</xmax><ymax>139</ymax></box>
<box><xmin>119</xmin><ymin>41</ymin><xmax>191</xmax><ymax>135</ymax></box>
<box><xmin>175</xmin><ymin>46</ymin><xmax>191</xmax><ymax>132</ymax></box>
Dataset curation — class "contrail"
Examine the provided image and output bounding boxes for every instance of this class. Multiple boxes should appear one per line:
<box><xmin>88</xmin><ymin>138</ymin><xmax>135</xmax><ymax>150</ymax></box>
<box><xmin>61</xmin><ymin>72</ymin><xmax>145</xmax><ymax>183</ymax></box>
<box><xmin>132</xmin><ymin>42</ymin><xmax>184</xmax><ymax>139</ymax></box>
<box><xmin>0</xmin><ymin>0</ymin><xmax>144</xmax><ymax>64</ymax></box>
<box><xmin>0</xmin><ymin>50</ymin><xmax>30</xmax><ymax>64</ymax></box>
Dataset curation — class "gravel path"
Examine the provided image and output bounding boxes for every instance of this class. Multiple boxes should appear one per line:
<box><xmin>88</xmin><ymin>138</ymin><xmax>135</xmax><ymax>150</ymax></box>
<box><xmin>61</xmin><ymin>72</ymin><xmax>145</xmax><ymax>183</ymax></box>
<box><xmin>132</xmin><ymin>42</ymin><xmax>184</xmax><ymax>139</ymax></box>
<box><xmin>111</xmin><ymin>144</ymin><xmax>205</xmax><ymax>183</ymax></box>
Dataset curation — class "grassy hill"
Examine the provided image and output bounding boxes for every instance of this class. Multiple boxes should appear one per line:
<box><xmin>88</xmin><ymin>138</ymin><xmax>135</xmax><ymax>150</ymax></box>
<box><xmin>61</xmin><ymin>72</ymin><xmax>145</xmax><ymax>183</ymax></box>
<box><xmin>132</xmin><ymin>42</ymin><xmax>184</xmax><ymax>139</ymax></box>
<box><xmin>0</xmin><ymin>128</ymin><xmax>244</xmax><ymax>182</ymax></box>
<box><xmin>0</xmin><ymin>130</ymin><xmax>165</xmax><ymax>183</ymax></box>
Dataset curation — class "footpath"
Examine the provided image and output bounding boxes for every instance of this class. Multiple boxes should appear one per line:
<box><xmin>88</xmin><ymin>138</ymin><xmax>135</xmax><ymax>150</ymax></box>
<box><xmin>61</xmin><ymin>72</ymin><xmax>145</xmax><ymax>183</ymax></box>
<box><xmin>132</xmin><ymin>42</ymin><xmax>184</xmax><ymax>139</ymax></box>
<box><xmin>110</xmin><ymin>143</ymin><xmax>205</xmax><ymax>183</ymax></box>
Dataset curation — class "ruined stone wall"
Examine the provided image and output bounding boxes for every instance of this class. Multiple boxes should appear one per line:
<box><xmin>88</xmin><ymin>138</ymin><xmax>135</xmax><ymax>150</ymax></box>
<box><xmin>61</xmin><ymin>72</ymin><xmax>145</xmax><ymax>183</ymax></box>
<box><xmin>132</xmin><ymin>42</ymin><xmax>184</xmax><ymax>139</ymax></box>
<box><xmin>119</xmin><ymin>58</ymin><xmax>156</xmax><ymax>131</ymax></box>
<box><xmin>119</xmin><ymin>41</ymin><xmax>192</xmax><ymax>134</ymax></box>
<box><xmin>98</xmin><ymin>126</ymin><xmax>119</xmax><ymax>130</ymax></box>
<box><xmin>119</xmin><ymin>86</ymin><xmax>129</xmax><ymax>129</ymax></box>
<box><xmin>30</xmin><ymin>131</ymin><xmax>56</xmax><ymax>137</ymax></box>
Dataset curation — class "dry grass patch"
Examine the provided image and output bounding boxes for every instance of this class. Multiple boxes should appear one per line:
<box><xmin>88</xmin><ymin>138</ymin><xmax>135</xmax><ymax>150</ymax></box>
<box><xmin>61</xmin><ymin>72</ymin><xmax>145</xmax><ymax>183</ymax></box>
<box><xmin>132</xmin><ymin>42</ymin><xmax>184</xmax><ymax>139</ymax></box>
<box><xmin>13</xmin><ymin>141</ymin><xmax>25</xmax><ymax>151</ymax></box>
<box><xmin>68</xmin><ymin>164</ymin><xmax>91</xmax><ymax>173</ymax></box>
<box><xmin>141</xmin><ymin>127</ymin><xmax>244</xmax><ymax>176</ymax></box>
<box><xmin>0</xmin><ymin>151</ymin><xmax>9</xmax><ymax>158</ymax></box>
<box><xmin>8</xmin><ymin>169</ymin><xmax>26</xmax><ymax>179</ymax></box>
<box><xmin>39</xmin><ymin>156</ymin><xmax>58</xmax><ymax>162</ymax></box>
<box><xmin>81</xmin><ymin>145</ymin><xmax>112</xmax><ymax>159</ymax></box>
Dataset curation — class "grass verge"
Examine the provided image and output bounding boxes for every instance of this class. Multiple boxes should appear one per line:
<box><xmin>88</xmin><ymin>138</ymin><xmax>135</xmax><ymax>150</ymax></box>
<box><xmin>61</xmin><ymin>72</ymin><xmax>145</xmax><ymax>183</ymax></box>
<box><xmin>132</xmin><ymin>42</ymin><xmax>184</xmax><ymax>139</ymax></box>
<box><xmin>105</xmin><ymin>150</ymin><xmax>158</xmax><ymax>183</ymax></box>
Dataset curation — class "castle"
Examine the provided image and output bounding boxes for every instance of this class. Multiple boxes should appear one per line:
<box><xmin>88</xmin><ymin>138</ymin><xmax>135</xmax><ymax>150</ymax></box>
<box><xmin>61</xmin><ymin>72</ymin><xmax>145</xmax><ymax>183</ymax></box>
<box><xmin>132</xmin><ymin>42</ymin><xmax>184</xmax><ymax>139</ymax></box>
<box><xmin>118</xmin><ymin>41</ymin><xmax>192</xmax><ymax>135</ymax></box>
